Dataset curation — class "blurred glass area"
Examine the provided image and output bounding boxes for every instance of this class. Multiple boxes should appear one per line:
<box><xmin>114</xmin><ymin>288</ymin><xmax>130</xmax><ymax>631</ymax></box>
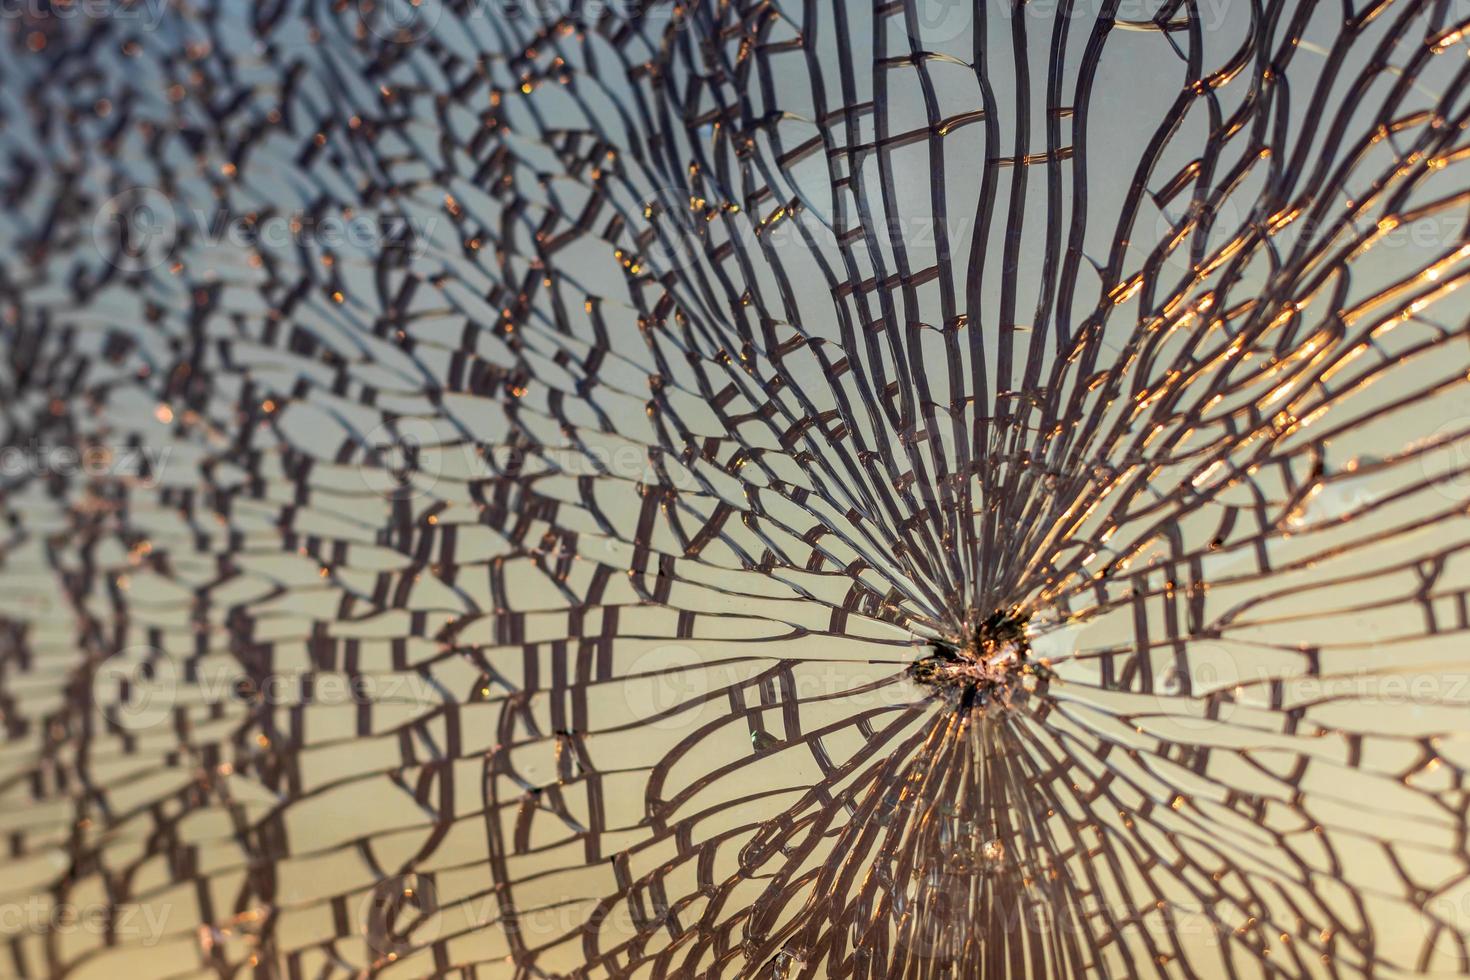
<box><xmin>3</xmin><ymin>0</ymin><xmax>1470</xmax><ymax>977</ymax></box>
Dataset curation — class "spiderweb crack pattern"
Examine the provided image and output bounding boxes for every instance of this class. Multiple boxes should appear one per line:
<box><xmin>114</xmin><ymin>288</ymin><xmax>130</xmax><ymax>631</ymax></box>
<box><xmin>3</xmin><ymin>0</ymin><xmax>1470</xmax><ymax>977</ymax></box>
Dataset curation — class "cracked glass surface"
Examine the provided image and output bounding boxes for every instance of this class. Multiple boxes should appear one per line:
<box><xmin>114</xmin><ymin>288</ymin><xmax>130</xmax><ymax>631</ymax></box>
<box><xmin>3</xmin><ymin>1</ymin><xmax>1470</xmax><ymax>977</ymax></box>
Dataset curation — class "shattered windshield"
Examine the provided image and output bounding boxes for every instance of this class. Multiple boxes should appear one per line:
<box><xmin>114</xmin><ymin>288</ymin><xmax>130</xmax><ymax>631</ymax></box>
<box><xmin>3</xmin><ymin>1</ymin><xmax>1470</xmax><ymax>977</ymax></box>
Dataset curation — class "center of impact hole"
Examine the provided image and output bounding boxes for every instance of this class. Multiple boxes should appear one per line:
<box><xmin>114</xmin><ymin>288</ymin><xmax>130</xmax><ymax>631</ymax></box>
<box><xmin>909</xmin><ymin>609</ymin><xmax>1054</xmax><ymax>711</ymax></box>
